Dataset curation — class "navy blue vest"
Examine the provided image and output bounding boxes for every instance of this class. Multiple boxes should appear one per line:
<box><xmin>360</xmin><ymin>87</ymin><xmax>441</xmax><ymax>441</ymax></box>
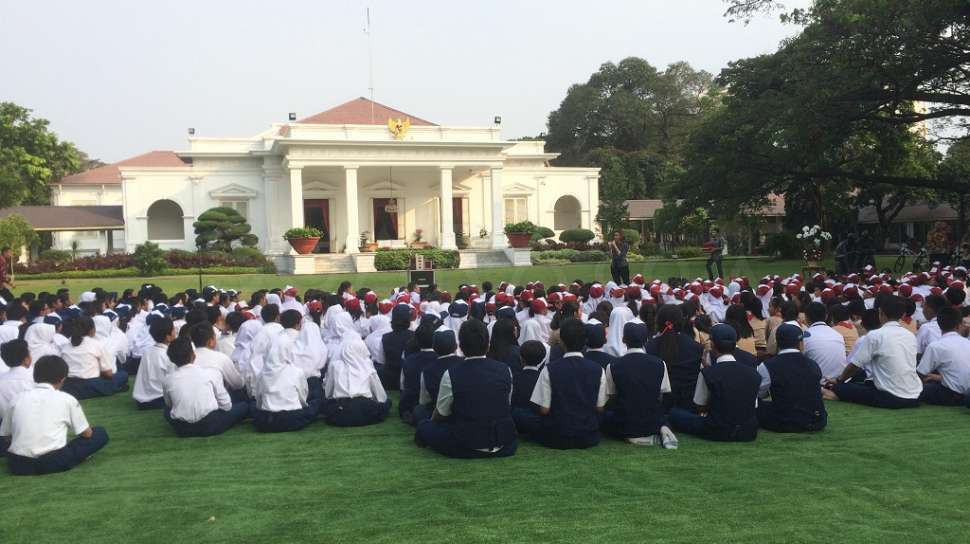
<box><xmin>709</xmin><ymin>348</ymin><xmax>758</xmax><ymax>369</ymax></box>
<box><xmin>700</xmin><ymin>360</ymin><xmax>761</xmax><ymax>441</ymax></box>
<box><xmin>422</xmin><ymin>355</ymin><xmax>460</xmax><ymax>406</ymax></box>
<box><xmin>546</xmin><ymin>355</ymin><xmax>603</xmax><ymax>439</ymax></box>
<box><xmin>608</xmin><ymin>352</ymin><xmax>666</xmax><ymax>437</ymax></box>
<box><xmin>399</xmin><ymin>350</ymin><xmax>438</xmax><ymax>416</ymax></box>
<box><xmin>448</xmin><ymin>358</ymin><xmax>517</xmax><ymax>450</ymax></box>
<box><xmin>512</xmin><ymin>367</ymin><xmax>541</xmax><ymax>409</ymax></box>
<box><xmin>763</xmin><ymin>352</ymin><xmax>827</xmax><ymax>429</ymax></box>
<box><xmin>381</xmin><ymin>329</ymin><xmax>414</xmax><ymax>391</ymax></box>
<box><xmin>646</xmin><ymin>333</ymin><xmax>703</xmax><ymax>410</ymax></box>
<box><xmin>585</xmin><ymin>350</ymin><xmax>616</xmax><ymax>370</ymax></box>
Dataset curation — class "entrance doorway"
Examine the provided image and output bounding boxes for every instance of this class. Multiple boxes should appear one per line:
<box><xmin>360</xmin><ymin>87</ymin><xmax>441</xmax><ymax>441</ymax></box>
<box><xmin>373</xmin><ymin>198</ymin><xmax>400</xmax><ymax>240</ymax></box>
<box><xmin>303</xmin><ymin>199</ymin><xmax>330</xmax><ymax>253</ymax></box>
<box><xmin>453</xmin><ymin>197</ymin><xmax>468</xmax><ymax>238</ymax></box>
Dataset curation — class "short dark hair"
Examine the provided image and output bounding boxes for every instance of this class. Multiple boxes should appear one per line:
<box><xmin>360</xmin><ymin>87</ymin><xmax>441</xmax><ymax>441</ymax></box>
<box><xmin>33</xmin><ymin>355</ymin><xmax>68</xmax><ymax>385</ymax></box>
<box><xmin>167</xmin><ymin>336</ymin><xmax>195</xmax><ymax>367</ymax></box>
<box><xmin>226</xmin><ymin>312</ymin><xmax>246</xmax><ymax>333</ymax></box>
<box><xmin>781</xmin><ymin>301</ymin><xmax>800</xmax><ymax>321</ymax></box>
<box><xmin>925</xmin><ymin>294</ymin><xmax>948</xmax><ymax>314</ymax></box>
<box><xmin>261</xmin><ymin>304</ymin><xmax>280</xmax><ymax>323</ymax></box>
<box><xmin>458</xmin><ymin>319</ymin><xmax>489</xmax><ymax>357</ymax></box>
<box><xmin>205</xmin><ymin>306</ymin><xmax>222</xmax><ymax>325</ymax></box>
<box><xmin>5</xmin><ymin>304</ymin><xmax>25</xmax><ymax>322</ymax></box>
<box><xmin>559</xmin><ymin>318</ymin><xmax>587</xmax><ymax>352</ymax></box>
<box><xmin>880</xmin><ymin>295</ymin><xmax>906</xmax><ymax>321</ymax></box>
<box><xmin>280</xmin><ymin>309</ymin><xmax>302</xmax><ymax>329</ymax></box>
<box><xmin>945</xmin><ymin>287</ymin><xmax>966</xmax><ymax>307</ymax></box>
<box><xmin>415</xmin><ymin>320</ymin><xmax>436</xmax><ymax>349</ymax></box>
<box><xmin>189</xmin><ymin>322</ymin><xmax>215</xmax><ymax>347</ymax></box>
<box><xmin>149</xmin><ymin>317</ymin><xmax>174</xmax><ymax>343</ymax></box>
<box><xmin>777</xmin><ymin>333</ymin><xmax>801</xmax><ymax>351</ymax></box>
<box><xmin>861</xmin><ymin>309</ymin><xmax>882</xmax><ymax>331</ymax></box>
<box><xmin>520</xmin><ymin>340</ymin><xmax>546</xmax><ymax>367</ymax></box>
<box><xmin>805</xmin><ymin>302</ymin><xmax>827</xmax><ymax>325</ymax></box>
<box><xmin>1</xmin><ymin>339</ymin><xmax>29</xmax><ymax>368</ymax></box>
<box><xmin>829</xmin><ymin>304</ymin><xmax>850</xmax><ymax>323</ymax></box>
<box><xmin>937</xmin><ymin>306</ymin><xmax>962</xmax><ymax>333</ymax></box>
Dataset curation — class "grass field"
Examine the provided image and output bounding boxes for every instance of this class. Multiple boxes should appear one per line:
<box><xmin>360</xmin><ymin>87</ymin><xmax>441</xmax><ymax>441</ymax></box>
<box><xmin>2</xmin><ymin>388</ymin><xmax>969</xmax><ymax>543</ymax></box>
<box><xmin>15</xmin><ymin>256</ymin><xmax>896</xmax><ymax>297</ymax></box>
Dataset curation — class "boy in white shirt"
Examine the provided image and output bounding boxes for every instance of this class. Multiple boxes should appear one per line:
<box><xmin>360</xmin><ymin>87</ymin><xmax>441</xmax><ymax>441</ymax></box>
<box><xmin>132</xmin><ymin>317</ymin><xmax>175</xmax><ymax>410</ymax></box>
<box><xmin>1</xmin><ymin>355</ymin><xmax>108</xmax><ymax>475</ymax></box>
<box><xmin>917</xmin><ymin>306</ymin><xmax>970</xmax><ymax>405</ymax></box>
<box><xmin>162</xmin><ymin>337</ymin><xmax>250</xmax><ymax>437</ymax></box>
<box><xmin>0</xmin><ymin>339</ymin><xmax>34</xmax><ymax>455</ymax></box>
<box><xmin>189</xmin><ymin>323</ymin><xmax>246</xmax><ymax>400</ymax></box>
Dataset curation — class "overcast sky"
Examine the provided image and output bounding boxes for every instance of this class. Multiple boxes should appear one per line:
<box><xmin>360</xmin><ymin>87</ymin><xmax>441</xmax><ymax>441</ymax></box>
<box><xmin>1</xmin><ymin>0</ymin><xmax>808</xmax><ymax>162</ymax></box>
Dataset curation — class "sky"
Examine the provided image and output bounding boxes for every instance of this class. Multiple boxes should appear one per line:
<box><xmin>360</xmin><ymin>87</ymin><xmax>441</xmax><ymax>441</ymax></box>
<box><xmin>0</xmin><ymin>0</ymin><xmax>809</xmax><ymax>163</ymax></box>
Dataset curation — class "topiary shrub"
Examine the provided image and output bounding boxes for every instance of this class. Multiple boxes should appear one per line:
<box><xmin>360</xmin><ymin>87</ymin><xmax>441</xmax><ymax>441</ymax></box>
<box><xmin>374</xmin><ymin>248</ymin><xmax>461</xmax><ymax>271</ymax></box>
<box><xmin>559</xmin><ymin>228</ymin><xmax>595</xmax><ymax>244</ymax></box>
<box><xmin>193</xmin><ymin>207</ymin><xmax>258</xmax><ymax>251</ymax></box>
<box><xmin>133</xmin><ymin>242</ymin><xmax>168</xmax><ymax>276</ymax></box>
<box><xmin>504</xmin><ymin>220</ymin><xmax>538</xmax><ymax>235</ymax></box>
<box><xmin>531</xmin><ymin>226</ymin><xmax>556</xmax><ymax>241</ymax></box>
<box><xmin>621</xmin><ymin>228</ymin><xmax>640</xmax><ymax>247</ymax></box>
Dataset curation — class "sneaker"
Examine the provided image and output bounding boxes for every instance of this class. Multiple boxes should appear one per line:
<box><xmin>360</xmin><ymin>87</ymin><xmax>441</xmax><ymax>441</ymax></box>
<box><xmin>660</xmin><ymin>426</ymin><xmax>679</xmax><ymax>450</ymax></box>
<box><xmin>626</xmin><ymin>435</ymin><xmax>658</xmax><ymax>446</ymax></box>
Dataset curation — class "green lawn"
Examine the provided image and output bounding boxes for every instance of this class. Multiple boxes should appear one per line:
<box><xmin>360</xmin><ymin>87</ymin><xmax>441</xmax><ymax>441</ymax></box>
<box><xmin>15</xmin><ymin>256</ymin><xmax>896</xmax><ymax>297</ymax></box>
<box><xmin>1</xmin><ymin>389</ymin><xmax>968</xmax><ymax>543</ymax></box>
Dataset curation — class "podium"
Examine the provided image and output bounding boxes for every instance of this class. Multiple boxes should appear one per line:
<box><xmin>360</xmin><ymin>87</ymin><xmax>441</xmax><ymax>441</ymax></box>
<box><xmin>408</xmin><ymin>255</ymin><xmax>435</xmax><ymax>288</ymax></box>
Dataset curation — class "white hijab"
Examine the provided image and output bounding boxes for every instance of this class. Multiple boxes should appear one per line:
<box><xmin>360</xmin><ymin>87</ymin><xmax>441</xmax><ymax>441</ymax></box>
<box><xmin>255</xmin><ymin>330</ymin><xmax>298</xmax><ymax>402</ymax></box>
<box><xmin>232</xmin><ymin>318</ymin><xmax>262</xmax><ymax>369</ymax></box>
<box><xmin>291</xmin><ymin>320</ymin><xmax>328</xmax><ymax>377</ymax></box>
<box><xmin>325</xmin><ymin>313</ymin><xmax>385</xmax><ymax>400</ymax></box>
<box><xmin>25</xmin><ymin>323</ymin><xmax>58</xmax><ymax>362</ymax></box>
<box><xmin>605</xmin><ymin>306</ymin><xmax>635</xmax><ymax>357</ymax></box>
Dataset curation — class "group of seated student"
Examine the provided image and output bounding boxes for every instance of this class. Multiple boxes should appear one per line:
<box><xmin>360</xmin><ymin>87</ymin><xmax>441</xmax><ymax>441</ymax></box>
<box><xmin>4</xmin><ymin>262</ymin><xmax>970</xmax><ymax>472</ymax></box>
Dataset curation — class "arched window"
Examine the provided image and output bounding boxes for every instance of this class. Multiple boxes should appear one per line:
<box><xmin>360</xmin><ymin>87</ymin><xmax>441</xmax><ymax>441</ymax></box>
<box><xmin>146</xmin><ymin>199</ymin><xmax>185</xmax><ymax>240</ymax></box>
<box><xmin>553</xmin><ymin>195</ymin><xmax>582</xmax><ymax>230</ymax></box>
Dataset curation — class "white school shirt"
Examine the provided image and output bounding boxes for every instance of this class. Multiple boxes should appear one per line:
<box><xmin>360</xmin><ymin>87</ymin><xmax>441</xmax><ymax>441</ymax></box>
<box><xmin>803</xmin><ymin>323</ymin><xmax>848</xmax><ymax>382</ymax></box>
<box><xmin>604</xmin><ymin>347</ymin><xmax>671</xmax><ymax>396</ymax></box>
<box><xmin>0</xmin><ymin>366</ymin><xmax>34</xmax><ymax>420</ymax></box>
<box><xmin>163</xmin><ymin>364</ymin><xmax>232</xmax><ymax>423</ymax></box>
<box><xmin>194</xmin><ymin>347</ymin><xmax>244</xmax><ymax>392</ymax></box>
<box><xmin>0</xmin><ymin>383</ymin><xmax>89</xmax><ymax>458</ymax></box>
<box><xmin>255</xmin><ymin>364</ymin><xmax>308</xmax><ymax>412</ymax></box>
<box><xmin>916</xmin><ymin>318</ymin><xmax>942</xmax><ymax>355</ymax></box>
<box><xmin>850</xmin><ymin>321</ymin><xmax>922</xmax><ymax>399</ymax></box>
<box><xmin>132</xmin><ymin>343</ymin><xmax>174</xmax><ymax>403</ymax></box>
<box><xmin>917</xmin><ymin>332</ymin><xmax>970</xmax><ymax>395</ymax></box>
<box><xmin>60</xmin><ymin>336</ymin><xmax>115</xmax><ymax>379</ymax></box>
<box><xmin>216</xmin><ymin>333</ymin><xmax>235</xmax><ymax>358</ymax></box>
<box><xmin>530</xmin><ymin>352</ymin><xmax>608</xmax><ymax>409</ymax></box>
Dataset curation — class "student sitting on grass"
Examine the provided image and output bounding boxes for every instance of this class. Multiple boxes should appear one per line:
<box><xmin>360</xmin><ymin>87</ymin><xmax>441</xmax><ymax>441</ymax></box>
<box><xmin>413</xmin><ymin>327</ymin><xmax>461</xmax><ymax>425</ymax></box>
<box><xmin>583</xmin><ymin>323</ymin><xmax>615</xmax><ymax>369</ymax></box>
<box><xmin>190</xmin><ymin>322</ymin><xmax>246</xmax><ymax>400</ymax></box>
<box><xmin>252</xmin><ymin>338</ymin><xmax>320</xmax><ymax>433</ymax></box>
<box><xmin>669</xmin><ymin>324</ymin><xmax>761</xmax><ymax>442</ymax></box>
<box><xmin>603</xmin><ymin>322</ymin><xmax>678</xmax><ymax>448</ymax></box>
<box><xmin>755</xmin><ymin>324</ymin><xmax>827</xmax><ymax>433</ymax></box>
<box><xmin>511</xmin><ymin>340</ymin><xmax>545</xmax><ymax>415</ymax></box>
<box><xmin>322</xmin><ymin>313</ymin><xmax>391</xmax><ymax>427</ymax></box>
<box><xmin>131</xmin><ymin>317</ymin><xmax>176</xmax><ymax>410</ymax></box>
<box><xmin>1</xmin><ymin>355</ymin><xmax>108</xmax><ymax>476</ymax></box>
<box><xmin>916</xmin><ymin>306</ymin><xmax>970</xmax><ymax>406</ymax></box>
<box><xmin>400</xmin><ymin>319</ymin><xmax>440</xmax><ymax>425</ymax></box>
<box><xmin>823</xmin><ymin>296</ymin><xmax>922</xmax><ymax>409</ymax></box>
<box><xmin>513</xmin><ymin>318</ymin><xmax>607</xmax><ymax>450</ymax></box>
<box><xmin>60</xmin><ymin>316</ymin><xmax>128</xmax><ymax>400</ymax></box>
<box><xmin>0</xmin><ymin>340</ymin><xmax>33</xmax><ymax>455</ymax></box>
<box><xmin>162</xmin><ymin>337</ymin><xmax>250</xmax><ymax>437</ymax></box>
<box><xmin>415</xmin><ymin>319</ymin><xmax>517</xmax><ymax>458</ymax></box>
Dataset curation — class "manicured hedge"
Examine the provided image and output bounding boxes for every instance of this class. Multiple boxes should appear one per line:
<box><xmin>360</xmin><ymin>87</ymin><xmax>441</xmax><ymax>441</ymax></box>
<box><xmin>18</xmin><ymin>266</ymin><xmax>266</xmax><ymax>281</ymax></box>
<box><xmin>559</xmin><ymin>228</ymin><xmax>596</xmax><ymax>244</ymax></box>
<box><xmin>15</xmin><ymin>248</ymin><xmax>274</xmax><ymax>274</ymax></box>
<box><xmin>373</xmin><ymin>248</ymin><xmax>461</xmax><ymax>271</ymax></box>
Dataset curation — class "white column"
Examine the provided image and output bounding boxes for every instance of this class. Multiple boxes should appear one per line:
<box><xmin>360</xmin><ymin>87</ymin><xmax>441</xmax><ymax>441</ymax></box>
<box><xmin>288</xmin><ymin>167</ymin><xmax>304</xmax><ymax>229</ymax></box>
<box><xmin>344</xmin><ymin>166</ymin><xmax>359</xmax><ymax>254</ymax></box>
<box><xmin>490</xmin><ymin>167</ymin><xmax>506</xmax><ymax>249</ymax></box>
<box><xmin>439</xmin><ymin>167</ymin><xmax>456</xmax><ymax>249</ymax></box>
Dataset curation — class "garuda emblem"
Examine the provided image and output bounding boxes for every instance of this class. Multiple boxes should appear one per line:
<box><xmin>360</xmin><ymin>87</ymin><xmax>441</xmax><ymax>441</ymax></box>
<box><xmin>387</xmin><ymin>117</ymin><xmax>411</xmax><ymax>140</ymax></box>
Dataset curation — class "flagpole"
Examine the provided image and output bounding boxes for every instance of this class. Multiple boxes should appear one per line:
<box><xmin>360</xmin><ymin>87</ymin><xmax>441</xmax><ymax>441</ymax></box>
<box><xmin>365</xmin><ymin>7</ymin><xmax>375</xmax><ymax>123</ymax></box>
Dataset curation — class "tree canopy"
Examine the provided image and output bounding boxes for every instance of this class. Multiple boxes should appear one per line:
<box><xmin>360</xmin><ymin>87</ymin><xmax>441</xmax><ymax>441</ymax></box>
<box><xmin>0</xmin><ymin>102</ymin><xmax>83</xmax><ymax>207</ymax></box>
<box><xmin>193</xmin><ymin>207</ymin><xmax>258</xmax><ymax>251</ymax></box>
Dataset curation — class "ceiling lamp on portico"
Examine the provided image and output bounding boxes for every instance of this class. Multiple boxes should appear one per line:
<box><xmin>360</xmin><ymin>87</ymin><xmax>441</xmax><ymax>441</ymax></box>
<box><xmin>383</xmin><ymin>166</ymin><xmax>399</xmax><ymax>213</ymax></box>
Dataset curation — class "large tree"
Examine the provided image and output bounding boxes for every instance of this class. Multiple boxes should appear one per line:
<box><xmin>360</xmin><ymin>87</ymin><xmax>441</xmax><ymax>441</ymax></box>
<box><xmin>0</xmin><ymin>102</ymin><xmax>83</xmax><ymax>207</ymax></box>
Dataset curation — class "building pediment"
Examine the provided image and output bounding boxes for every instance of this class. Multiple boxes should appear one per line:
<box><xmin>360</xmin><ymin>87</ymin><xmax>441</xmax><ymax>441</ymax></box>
<box><xmin>208</xmin><ymin>183</ymin><xmax>259</xmax><ymax>200</ymax></box>
<box><xmin>503</xmin><ymin>182</ymin><xmax>535</xmax><ymax>195</ymax></box>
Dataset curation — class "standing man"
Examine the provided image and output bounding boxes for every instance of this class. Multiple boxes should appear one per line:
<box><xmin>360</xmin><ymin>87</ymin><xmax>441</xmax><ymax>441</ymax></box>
<box><xmin>608</xmin><ymin>231</ymin><xmax>630</xmax><ymax>285</ymax></box>
<box><xmin>706</xmin><ymin>229</ymin><xmax>725</xmax><ymax>281</ymax></box>
<box><xmin>0</xmin><ymin>247</ymin><xmax>15</xmax><ymax>302</ymax></box>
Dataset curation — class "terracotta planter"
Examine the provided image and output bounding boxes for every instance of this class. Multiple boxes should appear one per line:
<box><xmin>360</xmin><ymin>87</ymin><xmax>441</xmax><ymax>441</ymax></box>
<box><xmin>287</xmin><ymin>237</ymin><xmax>320</xmax><ymax>255</ymax></box>
<box><xmin>506</xmin><ymin>232</ymin><xmax>532</xmax><ymax>248</ymax></box>
<box><xmin>363</xmin><ymin>242</ymin><xmax>378</xmax><ymax>252</ymax></box>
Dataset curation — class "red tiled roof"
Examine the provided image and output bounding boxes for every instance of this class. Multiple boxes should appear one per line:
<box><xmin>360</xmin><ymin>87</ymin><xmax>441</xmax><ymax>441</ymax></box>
<box><xmin>58</xmin><ymin>151</ymin><xmax>188</xmax><ymax>185</ymax></box>
<box><xmin>298</xmin><ymin>97</ymin><xmax>436</xmax><ymax>126</ymax></box>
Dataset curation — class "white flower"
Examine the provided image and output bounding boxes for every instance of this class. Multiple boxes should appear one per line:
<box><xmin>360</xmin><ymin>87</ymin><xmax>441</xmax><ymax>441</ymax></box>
<box><xmin>796</xmin><ymin>234</ymin><xmax>803</xmax><ymax>239</ymax></box>
<box><xmin>802</xmin><ymin>226</ymin><xmax>810</xmax><ymax>232</ymax></box>
<box><xmin>813</xmin><ymin>224</ymin><xmax>820</xmax><ymax>230</ymax></box>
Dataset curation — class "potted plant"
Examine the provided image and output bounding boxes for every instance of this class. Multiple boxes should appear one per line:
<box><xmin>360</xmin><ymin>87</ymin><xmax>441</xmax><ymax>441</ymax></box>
<box><xmin>359</xmin><ymin>231</ymin><xmax>378</xmax><ymax>252</ymax></box>
<box><xmin>504</xmin><ymin>220</ymin><xmax>538</xmax><ymax>249</ymax></box>
<box><xmin>410</xmin><ymin>228</ymin><xmax>430</xmax><ymax>249</ymax></box>
<box><xmin>283</xmin><ymin>227</ymin><xmax>322</xmax><ymax>255</ymax></box>
<box><xmin>795</xmin><ymin>224</ymin><xmax>831</xmax><ymax>267</ymax></box>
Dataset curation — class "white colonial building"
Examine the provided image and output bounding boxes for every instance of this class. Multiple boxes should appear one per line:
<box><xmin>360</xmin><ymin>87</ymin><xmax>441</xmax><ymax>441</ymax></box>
<box><xmin>52</xmin><ymin>98</ymin><xmax>599</xmax><ymax>273</ymax></box>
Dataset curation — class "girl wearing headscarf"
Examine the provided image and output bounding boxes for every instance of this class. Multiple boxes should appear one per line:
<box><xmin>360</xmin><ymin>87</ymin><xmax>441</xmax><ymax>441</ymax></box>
<box><xmin>444</xmin><ymin>300</ymin><xmax>469</xmax><ymax>332</ymax></box>
<box><xmin>252</xmin><ymin>330</ymin><xmax>320</xmax><ymax>433</ymax></box>
<box><xmin>231</xmin><ymin>314</ymin><xmax>262</xmax><ymax>373</ymax></box>
<box><xmin>605</xmin><ymin>305</ymin><xmax>635</xmax><ymax>357</ymax></box>
<box><xmin>366</xmin><ymin>302</ymin><xmax>394</xmax><ymax>367</ymax></box>
<box><xmin>322</xmin><ymin>313</ymin><xmax>390</xmax><ymax>427</ymax></box>
<box><xmin>24</xmin><ymin>322</ymin><xmax>58</xmax><ymax>362</ymax></box>
<box><xmin>289</xmin><ymin>314</ymin><xmax>328</xmax><ymax>396</ymax></box>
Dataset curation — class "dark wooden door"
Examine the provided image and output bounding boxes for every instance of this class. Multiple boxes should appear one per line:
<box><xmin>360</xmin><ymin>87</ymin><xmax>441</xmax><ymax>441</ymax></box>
<box><xmin>303</xmin><ymin>199</ymin><xmax>330</xmax><ymax>253</ymax></box>
<box><xmin>452</xmin><ymin>197</ymin><xmax>465</xmax><ymax>237</ymax></box>
<box><xmin>373</xmin><ymin>198</ymin><xmax>399</xmax><ymax>240</ymax></box>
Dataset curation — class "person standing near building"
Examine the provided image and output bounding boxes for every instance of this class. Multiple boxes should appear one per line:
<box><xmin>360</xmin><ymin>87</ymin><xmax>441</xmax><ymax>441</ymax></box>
<box><xmin>609</xmin><ymin>231</ymin><xmax>630</xmax><ymax>285</ymax></box>
<box><xmin>706</xmin><ymin>229</ymin><xmax>725</xmax><ymax>281</ymax></box>
<box><xmin>0</xmin><ymin>247</ymin><xmax>15</xmax><ymax>302</ymax></box>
